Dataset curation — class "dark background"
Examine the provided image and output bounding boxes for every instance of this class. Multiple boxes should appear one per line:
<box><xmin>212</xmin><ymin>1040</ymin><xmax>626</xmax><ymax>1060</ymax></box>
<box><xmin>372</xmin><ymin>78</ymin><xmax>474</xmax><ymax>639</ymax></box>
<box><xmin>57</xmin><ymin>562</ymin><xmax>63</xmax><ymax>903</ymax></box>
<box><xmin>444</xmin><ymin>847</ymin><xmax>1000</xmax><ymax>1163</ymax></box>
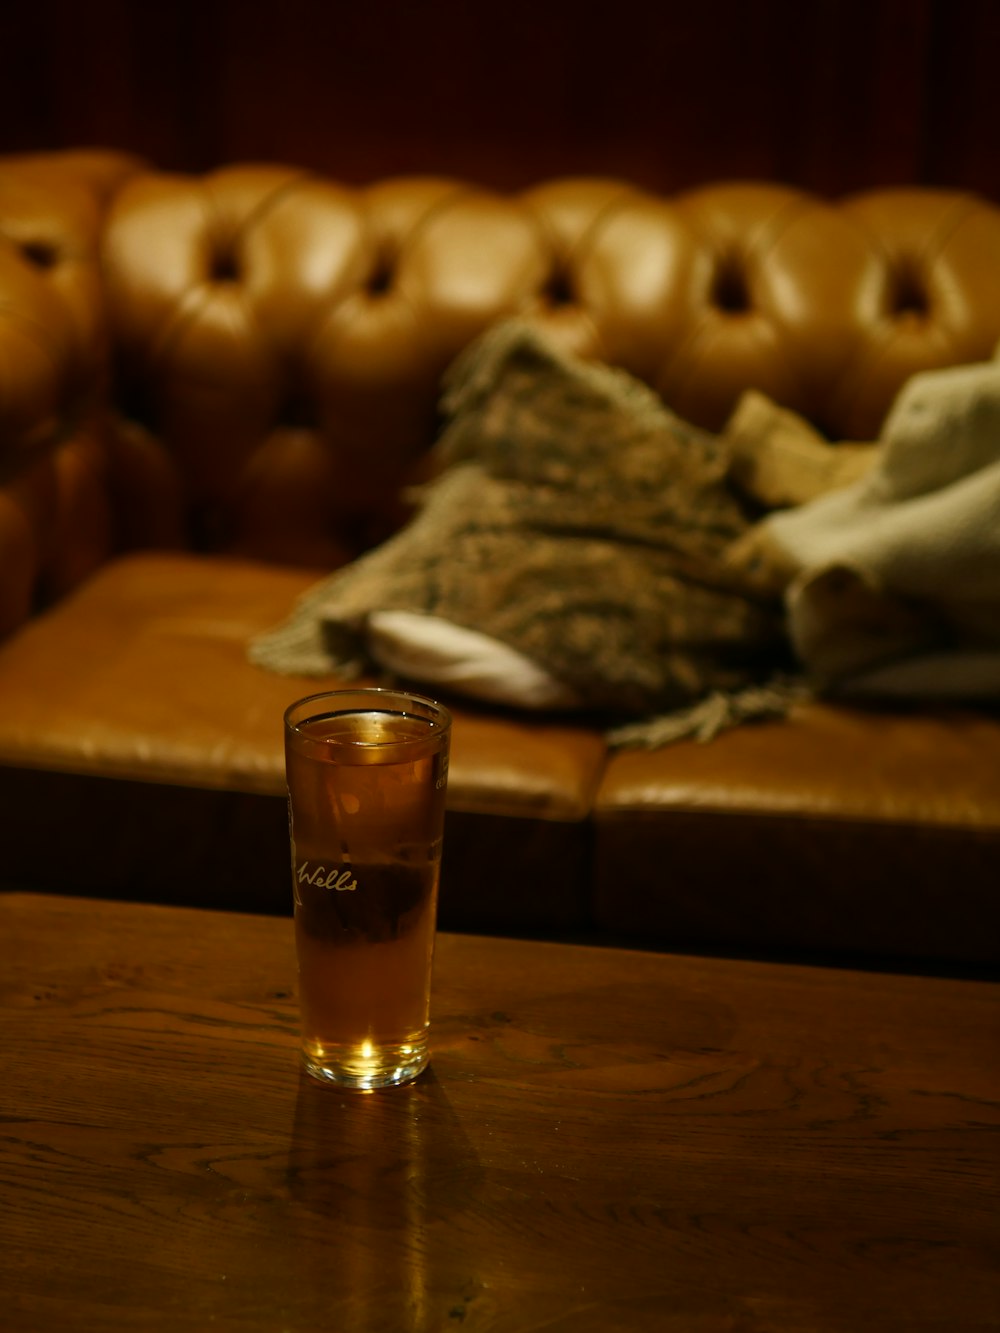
<box><xmin>2</xmin><ymin>0</ymin><xmax>998</xmax><ymax>199</ymax></box>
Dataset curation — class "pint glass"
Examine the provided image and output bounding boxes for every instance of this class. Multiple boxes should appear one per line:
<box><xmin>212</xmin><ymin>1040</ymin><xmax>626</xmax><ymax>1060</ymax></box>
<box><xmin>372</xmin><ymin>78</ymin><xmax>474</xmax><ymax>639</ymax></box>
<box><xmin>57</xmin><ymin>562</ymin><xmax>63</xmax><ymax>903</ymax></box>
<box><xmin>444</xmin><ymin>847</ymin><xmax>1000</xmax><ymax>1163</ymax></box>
<box><xmin>284</xmin><ymin>688</ymin><xmax>452</xmax><ymax>1089</ymax></box>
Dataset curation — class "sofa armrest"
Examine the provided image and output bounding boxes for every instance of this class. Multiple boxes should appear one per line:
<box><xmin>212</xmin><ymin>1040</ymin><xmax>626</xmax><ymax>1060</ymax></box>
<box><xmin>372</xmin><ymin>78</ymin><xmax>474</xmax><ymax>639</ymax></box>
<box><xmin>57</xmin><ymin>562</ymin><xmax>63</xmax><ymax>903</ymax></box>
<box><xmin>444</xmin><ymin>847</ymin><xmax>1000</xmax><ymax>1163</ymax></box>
<box><xmin>0</xmin><ymin>427</ymin><xmax>119</xmax><ymax>639</ymax></box>
<box><xmin>0</xmin><ymin>157</ymin><xmax>128</xmax><ymax>636</ymax></box>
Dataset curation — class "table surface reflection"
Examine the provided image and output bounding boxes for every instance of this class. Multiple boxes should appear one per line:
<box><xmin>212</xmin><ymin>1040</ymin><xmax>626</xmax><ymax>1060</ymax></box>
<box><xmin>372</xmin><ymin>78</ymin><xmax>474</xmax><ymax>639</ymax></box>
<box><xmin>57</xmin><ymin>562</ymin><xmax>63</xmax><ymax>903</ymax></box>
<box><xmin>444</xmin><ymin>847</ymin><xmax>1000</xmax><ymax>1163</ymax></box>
<box><xmin>1</xmin><ymin>891</ymin><xmax>997</xmax><ymax>1332</ymax></box>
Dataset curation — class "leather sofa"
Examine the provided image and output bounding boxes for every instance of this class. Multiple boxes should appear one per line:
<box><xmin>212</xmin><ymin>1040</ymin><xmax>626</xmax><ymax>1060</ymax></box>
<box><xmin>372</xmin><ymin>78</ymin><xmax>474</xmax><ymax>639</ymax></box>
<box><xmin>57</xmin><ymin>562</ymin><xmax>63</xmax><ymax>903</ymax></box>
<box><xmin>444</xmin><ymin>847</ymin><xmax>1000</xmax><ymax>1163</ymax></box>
<box><xmin>1</xmin><ymin>148</ymin><xmax>998</xmax><ymax>967</ymax></box>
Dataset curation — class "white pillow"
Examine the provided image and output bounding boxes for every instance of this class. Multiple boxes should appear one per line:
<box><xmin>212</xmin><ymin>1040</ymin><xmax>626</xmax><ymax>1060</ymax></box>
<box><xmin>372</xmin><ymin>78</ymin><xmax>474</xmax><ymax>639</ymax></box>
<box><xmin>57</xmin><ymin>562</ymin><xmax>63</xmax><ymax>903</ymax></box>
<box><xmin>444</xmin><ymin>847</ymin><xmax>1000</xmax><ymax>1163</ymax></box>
<box><xmin>367</xmin><ymin>611</ymin><xmax>579</xmax><ymax>709</ymax></box>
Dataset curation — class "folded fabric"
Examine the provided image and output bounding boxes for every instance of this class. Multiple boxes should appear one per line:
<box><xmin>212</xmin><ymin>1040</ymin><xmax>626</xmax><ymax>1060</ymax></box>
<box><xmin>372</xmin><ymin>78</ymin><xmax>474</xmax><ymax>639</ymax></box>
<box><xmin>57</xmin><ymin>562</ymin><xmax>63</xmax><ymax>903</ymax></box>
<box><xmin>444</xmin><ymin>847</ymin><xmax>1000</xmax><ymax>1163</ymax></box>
<box><xmin>724</xmin><ymin>389</ymin><xmax>877</xmax><ymax>509</ymax></box>
<box><xmin>728</xmin><ymin>357</ymin><xmax>1000</xmax><ymax>695</ymax></box>
<box><xmin>249</xmin><ymin>320</ymin><xmax>785</xmax><ymax>721</ymax></box>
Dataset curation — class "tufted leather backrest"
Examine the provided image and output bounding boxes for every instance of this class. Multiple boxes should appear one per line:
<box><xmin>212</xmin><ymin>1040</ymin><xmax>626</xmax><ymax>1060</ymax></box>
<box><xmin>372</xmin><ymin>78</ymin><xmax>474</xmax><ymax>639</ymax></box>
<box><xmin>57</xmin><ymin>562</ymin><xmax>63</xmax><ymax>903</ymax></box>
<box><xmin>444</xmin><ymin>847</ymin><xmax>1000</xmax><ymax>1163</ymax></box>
<box><xmin>99</xmin><ymin>167</ymin><xmax>1000</xmax><ymax>569</ymax></box>
<box><xmin>4</xmin><ymin>158</ymin><xmax>1000</xmax><ymax>606</ymax></box>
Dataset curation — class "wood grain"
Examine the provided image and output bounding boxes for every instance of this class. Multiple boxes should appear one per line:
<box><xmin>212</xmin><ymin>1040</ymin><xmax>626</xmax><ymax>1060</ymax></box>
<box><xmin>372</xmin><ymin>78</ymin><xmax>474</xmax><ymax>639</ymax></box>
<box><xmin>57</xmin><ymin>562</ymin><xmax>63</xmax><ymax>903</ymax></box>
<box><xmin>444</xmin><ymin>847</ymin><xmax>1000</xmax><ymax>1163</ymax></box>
<box><xmin>0</xmin><ymin>892</ymin><xmax>997</xmax><ymax>1332</ymax></box>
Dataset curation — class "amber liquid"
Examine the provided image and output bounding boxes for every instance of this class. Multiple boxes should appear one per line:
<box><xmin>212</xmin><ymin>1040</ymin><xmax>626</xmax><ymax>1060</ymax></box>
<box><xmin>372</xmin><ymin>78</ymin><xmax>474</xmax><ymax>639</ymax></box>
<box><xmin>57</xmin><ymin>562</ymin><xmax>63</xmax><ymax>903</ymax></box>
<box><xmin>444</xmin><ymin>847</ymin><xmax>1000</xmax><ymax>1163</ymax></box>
<box><xmin>287</xmin><ymin>708</ymin><xmax>448</xmax><ymax>1088</ymax></box>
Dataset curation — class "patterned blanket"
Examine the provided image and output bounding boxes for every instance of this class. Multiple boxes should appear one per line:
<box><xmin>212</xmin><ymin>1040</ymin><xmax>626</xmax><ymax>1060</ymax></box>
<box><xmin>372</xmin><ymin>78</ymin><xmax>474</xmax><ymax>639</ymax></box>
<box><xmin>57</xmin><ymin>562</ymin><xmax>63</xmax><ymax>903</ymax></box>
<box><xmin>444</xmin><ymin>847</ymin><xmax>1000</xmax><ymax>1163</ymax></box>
<box><xmin>250</xmin><ymin>321</ymin><xmax>787</xmax><ymax>734</ymax></box>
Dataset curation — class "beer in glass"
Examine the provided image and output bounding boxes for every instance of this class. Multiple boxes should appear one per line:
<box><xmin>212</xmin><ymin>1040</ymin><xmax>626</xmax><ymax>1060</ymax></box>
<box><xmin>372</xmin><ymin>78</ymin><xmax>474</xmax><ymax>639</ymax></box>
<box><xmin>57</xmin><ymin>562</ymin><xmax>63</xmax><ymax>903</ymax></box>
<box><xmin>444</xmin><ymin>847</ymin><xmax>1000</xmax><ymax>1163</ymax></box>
<box><xmin>284</xmin><ymin>688</ymin><xmax>451</xmax><ymax>1089</ymax></box>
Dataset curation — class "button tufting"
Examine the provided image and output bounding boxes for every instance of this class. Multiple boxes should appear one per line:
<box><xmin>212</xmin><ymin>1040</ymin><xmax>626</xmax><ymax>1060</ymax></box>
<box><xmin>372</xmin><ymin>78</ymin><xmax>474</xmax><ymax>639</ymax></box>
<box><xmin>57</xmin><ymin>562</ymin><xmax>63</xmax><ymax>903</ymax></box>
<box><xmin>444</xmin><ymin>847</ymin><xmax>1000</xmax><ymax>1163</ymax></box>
<box><xmin>20</xmin><ymin>239</ymin><xmax>58</xmax><ymax>270</ymax></box>
<box><xmin>889</xmin><ymin>262</ymin><xmax>930</xmax><ymax>318</ymax></box>
<box><xmin>210</xmin><ymin>249</ymin><xmax>240</xmax><ymax>283</ymax></box>
<box><xmin>544</xmin><ymin>268</ymin><xmax>574</xmax><ymax>307</ymax></box>
<box><xmin>366</xmin><ymin>260</ymin><xmax>393</xmax><ymax>296</ymax></box>
<box><xmin>711</xmin><ymin>258</ymin><xmax>750</xmax><ymax>313</ymax></box>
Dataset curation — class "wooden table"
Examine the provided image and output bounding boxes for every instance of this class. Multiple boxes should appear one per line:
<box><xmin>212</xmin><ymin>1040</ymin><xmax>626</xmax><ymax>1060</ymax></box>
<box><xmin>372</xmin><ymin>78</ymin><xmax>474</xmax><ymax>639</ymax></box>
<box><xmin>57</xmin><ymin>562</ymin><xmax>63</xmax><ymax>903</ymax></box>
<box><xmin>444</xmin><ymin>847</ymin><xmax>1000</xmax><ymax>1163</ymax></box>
<box><xmin>1</xmin><ymin>892</ymin><xmax>997</xmax><ymax>1332</ymax></box>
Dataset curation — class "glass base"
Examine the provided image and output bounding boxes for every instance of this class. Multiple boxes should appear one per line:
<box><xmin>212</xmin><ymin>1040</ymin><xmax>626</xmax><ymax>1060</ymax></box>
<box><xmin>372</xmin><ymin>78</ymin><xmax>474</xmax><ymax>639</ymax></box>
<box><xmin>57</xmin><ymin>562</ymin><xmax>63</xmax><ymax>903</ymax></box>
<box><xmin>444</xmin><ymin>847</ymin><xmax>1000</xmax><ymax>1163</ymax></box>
<box><xmin>301</xmin><ymin>1035</ymin><xmax>429</xmax><ymax>1090</ymax></box>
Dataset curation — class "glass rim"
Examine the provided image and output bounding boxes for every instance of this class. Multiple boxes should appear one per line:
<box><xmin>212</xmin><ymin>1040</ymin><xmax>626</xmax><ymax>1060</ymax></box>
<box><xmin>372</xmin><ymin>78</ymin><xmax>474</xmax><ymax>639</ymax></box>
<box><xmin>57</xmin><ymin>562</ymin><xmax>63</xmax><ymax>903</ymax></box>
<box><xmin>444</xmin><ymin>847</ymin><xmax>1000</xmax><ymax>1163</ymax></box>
<box><xmin>283</xmin><ymin>686</ymin><xmax>452</xmax><ymax>745</ymax></box>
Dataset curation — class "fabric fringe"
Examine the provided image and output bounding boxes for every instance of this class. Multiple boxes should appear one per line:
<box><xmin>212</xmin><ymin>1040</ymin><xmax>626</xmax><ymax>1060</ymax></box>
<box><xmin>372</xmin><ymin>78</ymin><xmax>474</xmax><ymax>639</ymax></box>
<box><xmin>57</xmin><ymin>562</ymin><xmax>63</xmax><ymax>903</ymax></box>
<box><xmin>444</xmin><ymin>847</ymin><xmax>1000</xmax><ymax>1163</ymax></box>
<box><xmin>606</xmin><ymin>676</ymin><xmax>811</xmax><ymax>748</ymax></box>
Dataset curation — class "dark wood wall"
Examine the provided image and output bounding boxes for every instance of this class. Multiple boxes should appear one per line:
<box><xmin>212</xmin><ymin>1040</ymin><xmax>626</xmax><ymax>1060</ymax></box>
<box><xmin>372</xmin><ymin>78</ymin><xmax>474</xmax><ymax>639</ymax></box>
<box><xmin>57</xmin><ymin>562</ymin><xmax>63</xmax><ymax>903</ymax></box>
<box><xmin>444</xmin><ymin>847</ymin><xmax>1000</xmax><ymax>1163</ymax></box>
<box><xmin>2</xmin><ymin>0</ymin><xmax>999</xmax><ymax>199</ymax></box>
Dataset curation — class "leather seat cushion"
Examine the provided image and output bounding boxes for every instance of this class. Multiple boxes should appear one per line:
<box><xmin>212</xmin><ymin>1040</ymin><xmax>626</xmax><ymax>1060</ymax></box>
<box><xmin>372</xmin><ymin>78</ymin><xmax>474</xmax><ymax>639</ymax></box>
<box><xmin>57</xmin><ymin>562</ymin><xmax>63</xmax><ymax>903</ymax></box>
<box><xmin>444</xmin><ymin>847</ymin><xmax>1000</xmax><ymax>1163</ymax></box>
<box><xmin>0</xmin><ymin>551</ymin><xmax>606</xmax><ymax>818</ymax></box>
<box><xmin>594</xmin><ymin>701</ymin><xmax>1000</xmax><ymax>963</ymax></box>
<box><xmin>0</xmin><ymin>551</ymin><xmax>604</xmax><ymax>929</ymax></box>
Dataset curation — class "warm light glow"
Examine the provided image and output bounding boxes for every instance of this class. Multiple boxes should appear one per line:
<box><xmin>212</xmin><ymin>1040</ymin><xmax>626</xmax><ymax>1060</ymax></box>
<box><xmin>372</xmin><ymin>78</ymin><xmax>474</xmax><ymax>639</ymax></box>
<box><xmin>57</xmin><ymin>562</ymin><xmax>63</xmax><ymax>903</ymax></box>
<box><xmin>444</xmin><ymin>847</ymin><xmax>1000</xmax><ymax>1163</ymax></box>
<box><xmin>360</xmin><ymin>1039</ymin><xmax>374</xmax><ymax>1060</ymax></box>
